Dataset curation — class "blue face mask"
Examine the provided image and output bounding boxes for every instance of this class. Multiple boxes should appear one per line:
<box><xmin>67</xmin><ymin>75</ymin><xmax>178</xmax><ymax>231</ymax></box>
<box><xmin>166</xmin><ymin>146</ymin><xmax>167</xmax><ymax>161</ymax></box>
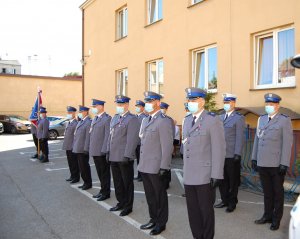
<box><xmin>265</xmin><ymin>105</ymin><xmax>275</xmax><ymax>115</ymax></box>
<box><xmin>66</xmin><ymin>114</ymin><xmax>72</xmax><ymax>120</ymax></box>
<box><xmin>135</xmin><ymin>107</ymin><xmax>141</xmax><ymax>113</ymax></box>
<box><xmin>186</xmin><ymin>112</ymin><xmax>191</xmax><ymax>116</ymax></box>
<box><xmin>116</xmin><ymin>106</ymin><xmax>125</xmax><ymax>115</ymax></box>
<box><xmin>39</xmin><ymin>114</ymin><xmax>44</xmax><ymax>119</ymax></box>
<box><xmin>188</xmin><ymin>102</ymin><xmax>199</xmax><ymax>114</ymax></box>
<box><xmin>78</xmin><ymin>113</ymin><xmax>83</xmax><ymax>119</ymax></box>
<box><xmin>223</xmin><ymin>104</ymin><xmax>231</xmax><ymax>112</ymax></box>
<box><xmin>92</xmin><ymin>108</ymin><xmax>99</xmax><ymax>114</ymax></box>
<box><xmin>145</xmin><ymin>103</ymin><xmax>154</xmax><ymax>113</ymax></box>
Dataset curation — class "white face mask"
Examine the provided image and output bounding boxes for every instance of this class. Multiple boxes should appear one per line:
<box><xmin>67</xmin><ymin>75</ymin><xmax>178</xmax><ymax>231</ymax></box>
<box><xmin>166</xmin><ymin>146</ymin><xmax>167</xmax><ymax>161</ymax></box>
<box><xmin>145</xmin><ymin>103</ymin><xmax>154</xmax><ymax>113</ymax></box>
<box><xmin>66</xmin><ymin>114</ymin><xmax>73</xmax><ymax>120</ymax></box>
<box><xmin>116</xmin><ymin>106</ymin><xmax>125</xmax><ymax>115</ymax></box>
<box><xmin>77</xmin><ymin>113</ymin><xmax>83</xmax><ymax>119</ymax></box>
<box><xmin>135</xmin><ymin>107</ymin><xmax>141</xmax><ymax>113</ymax></box>
<box><xmin>187</xmin><ymin>102</ymin><xmax>199</xmax><ymax>114</ymax></box>
<box><xmin>92</xmin><ymin>107</ymin><xmax>99</xmax><ymax>115</ymax></box>
<box><xmin>39</xmin><ymin>114</ymin><xmax>44</xmax><ymax>119</ymax></box>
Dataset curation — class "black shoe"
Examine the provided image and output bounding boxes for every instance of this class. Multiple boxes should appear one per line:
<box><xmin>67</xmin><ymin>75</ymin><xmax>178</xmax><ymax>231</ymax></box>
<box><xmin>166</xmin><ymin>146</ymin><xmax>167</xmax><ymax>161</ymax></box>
<box><xmin>66</xmin><ymin>177</ymin><xmax>72</xmax><ymax>182</ymax></box>
<box><xmin>110</xmin><ymin>205</ymin><xmax>123</xmax><ymax>212</ymax></box>
<box><xmin>78</xmin><ymin>184</ymin><xmax>85</xmax><ymax>189</ymax></box>
<box><xmin>40</xmin><ymin>158</ymin><xmax>49</xmax><ymax>163</ymax></box>
<box><xmin>31</xmin><ymin>154</ymin><xmax>38</xmax><ymax>159</ymax></box>
<box><xmin>93</xmin><ymin>192</ymin><xmax>102</xmax><ymax>198</ymax></box>
<box><xmin>119</xmin><ymin>209</ymin><xmax>132</xmax><ymax>216</ymax></box>
<box><xmin>137</xmin><ymin>177</ymin><xmax>142</xmax><ymax>182</ymax></box>
<box><xmin>214</xmin><ymin>202</ymin><xmax>228</xmax><ymax>208</ymax></box>
<box><xmin>81</xmin><ymin>184</ymin><xmax>92</xmax><ymax>190</ymax></box>
<box><xmin>254</xmin><ymin>217</ymin><xmax>272</xmax><ymax>224</ymax></box>
<box><xmin>70</xmin><ymin>179</ymin><xmax>80</xmax><ymax>184</ymax></box>
<box><xmin>97</xmin><ymin>194</ymin><xmax>110</xmax><ymax>201</ymax></box>
<box><xmin>150</xmin><ymin>225</ymin><xmax>166</xmax><ymax>235</ymax></box>
<box><xmin>270</xmin><ymin>223</ymin><xmax>280</xmax><ymax>231</ymax></box>
<box><xmin>226</xmin><ymin>205</ymin><xmax>236</xmax><ymax>213</ymax></box>
<box><xmin>140</xmin><ymin>222</ymin><xmax>156</xmax><ymax>230</ymax></box>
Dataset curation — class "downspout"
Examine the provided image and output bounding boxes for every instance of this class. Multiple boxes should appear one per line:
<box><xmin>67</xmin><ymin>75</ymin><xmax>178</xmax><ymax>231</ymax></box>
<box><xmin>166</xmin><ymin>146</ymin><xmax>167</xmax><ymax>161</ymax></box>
<box><xmin>81</xmin><ymin>9</ymin><xmax>85</xmax><ymax>105</ymax></box>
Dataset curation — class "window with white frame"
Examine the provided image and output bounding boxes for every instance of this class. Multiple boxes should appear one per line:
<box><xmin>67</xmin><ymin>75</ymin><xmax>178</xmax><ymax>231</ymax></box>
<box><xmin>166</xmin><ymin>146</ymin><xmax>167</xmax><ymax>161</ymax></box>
<box><xmin>147</xmin><ymin>0</ymin><xmax>162</xmax><ymax>24</ymax></box>
<box><xmin>116</xmin><ymin>68</ymin><xmax>128</xmax><ymax>96</ymax></box>
<box><xmin>254</xmin><ymin>27</ymin><xmax>295</xmax><ymax>89</ymax></box>
<box><xmin>148</xmin><ymin>59</ymin><xmax>164</xmax><ymax>95</ymax></box>
<box><xmin>116</xmin><ymin>6</ymin><xmax>128</xmax><ymax>39</ymax></box>
<box><xmin>192</xmin><ymin>46</ymin><xmax>217</xmax><ymax>92</ymax></box>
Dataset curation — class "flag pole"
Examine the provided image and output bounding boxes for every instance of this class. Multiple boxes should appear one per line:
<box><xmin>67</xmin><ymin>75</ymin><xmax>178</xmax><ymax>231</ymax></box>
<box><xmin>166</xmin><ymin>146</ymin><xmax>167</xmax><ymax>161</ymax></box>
<box><xmin>37</xmin><ymin>87</ymin><xmax>40</xmax><ymax>159</ymax></box>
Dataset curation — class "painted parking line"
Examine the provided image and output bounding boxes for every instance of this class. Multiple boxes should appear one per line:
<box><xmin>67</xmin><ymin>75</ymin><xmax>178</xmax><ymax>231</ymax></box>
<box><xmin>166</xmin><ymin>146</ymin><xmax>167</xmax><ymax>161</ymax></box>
<box><xmin>45</xmin><ymin>163</ymin><xmax>95</xmax><ymax>172</ymax></box>
<box><xmin>20</xmin><ymin>149</ymin><xmax>63</xmax><ymax>155</ymax></box>
<box><xmin>71</xmin><ymin>184</ymin><xmax>167</xmax><ymax>239</ymax></box>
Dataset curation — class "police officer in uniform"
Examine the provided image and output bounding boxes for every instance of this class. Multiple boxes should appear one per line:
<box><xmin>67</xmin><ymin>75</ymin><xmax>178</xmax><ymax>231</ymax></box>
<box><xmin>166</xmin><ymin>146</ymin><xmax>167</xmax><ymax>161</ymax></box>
<box><xmin>107</xmin><ymin>95</ymin><xmax>140</xmax><ymax>216</ymax></box>
<box><xmin>62</xmin><ymin>106</ymin><xmax>80</xmax><ymax>184</ymax></box>
<box><xmin>72</xmin><ymin>106</ymin><xmax>92</xmax><ymax>190</ymax></box>
<box><xmin>215</xmin><ymin>93</ymin><xmax>245</xmax><ymax>213</ymax></box>
<box><xmin>89</xmin><ymin>99</ymin><xmax>111</xmax><ymax>201</ymax></box>
<box><xmin>37</xmin><ymin>107</ymin><xmax>50</xmax><ymax>163</ymax></box>
<box><xmin>138</xmin><ymin>91</ymin><xmax>173</xmax><ymax>236</ymax></box>
<box><xmin>134</xmin><ymin>100</ymin><xmax>147</xmax><ymax>182</ymax></box>
<box><xmin>160</xmin><ymin>102</ymin><xmax>174</xmax><ymax>189</ymax></box>
<box><xmin>252</xmin><ymin>93</ymin><xmax>293</xmax><ymax>231</ymax></box>
<box><xmin>182</xmin><ymin>87</ymin><xmax>226</xmax><ymax>239</ymax></box>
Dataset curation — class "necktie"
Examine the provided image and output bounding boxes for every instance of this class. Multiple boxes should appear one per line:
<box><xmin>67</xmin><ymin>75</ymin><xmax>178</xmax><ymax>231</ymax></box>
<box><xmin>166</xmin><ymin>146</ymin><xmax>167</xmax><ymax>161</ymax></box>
<box><xmin>268</xmin><ymin>117</ymin><xmax>271</xmax><ymax>122</ymax></box>
<box><xmin>148</xmin><ymin>116</ymin><xmax>152</xmax><ymax>123</ymax></box>
<box><xmin>192</xmin><ymin>116</ymin><xmax>196</xmax><ymax>127</ymax></box>
<box><xmin>224</xmin><ymin>114</ymin><xmax>228</xmax><ymax>121</ymax></box>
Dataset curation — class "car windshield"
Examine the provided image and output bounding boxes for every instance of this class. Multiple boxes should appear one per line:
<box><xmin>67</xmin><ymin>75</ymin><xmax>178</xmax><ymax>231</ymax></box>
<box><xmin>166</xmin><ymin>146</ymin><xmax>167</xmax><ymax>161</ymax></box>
<box><xmin>9</xmin><ymin>115</ymin><xmax>27</xmax><ymax>122</ymax></box>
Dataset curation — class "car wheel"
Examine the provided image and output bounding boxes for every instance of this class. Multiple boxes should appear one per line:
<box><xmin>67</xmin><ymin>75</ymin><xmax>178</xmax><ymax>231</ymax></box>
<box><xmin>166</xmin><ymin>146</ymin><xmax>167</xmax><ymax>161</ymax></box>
<box><xmin>10</xmin><ymin>126</ymin><xmax>17</xmax><ymax>134</ymax></box>
<box><xmin>49</xmin><ymin>130</ymin><xmax>58</xmax><ymax>140</ymax></box>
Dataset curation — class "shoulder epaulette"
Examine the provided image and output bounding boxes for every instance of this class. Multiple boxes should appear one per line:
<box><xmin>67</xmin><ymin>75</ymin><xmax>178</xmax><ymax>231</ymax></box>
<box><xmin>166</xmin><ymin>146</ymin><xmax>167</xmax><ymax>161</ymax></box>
<box><xmin>280</xmin><ymin>113</ymin><xmax>289</xmax><ymax>118</ymax></box>
<box><xmin>161</xmin><ymin>113</ymin><xmax>166</xmax><ymax>118</ymax></box>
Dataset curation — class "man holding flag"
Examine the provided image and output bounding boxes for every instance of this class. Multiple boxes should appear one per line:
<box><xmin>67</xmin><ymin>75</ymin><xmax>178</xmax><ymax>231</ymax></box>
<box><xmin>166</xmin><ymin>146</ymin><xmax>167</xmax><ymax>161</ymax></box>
<box><xmin>29</xmin><ymin>88</ymin><xmax>43</xmax><ymax>160</ymax></box>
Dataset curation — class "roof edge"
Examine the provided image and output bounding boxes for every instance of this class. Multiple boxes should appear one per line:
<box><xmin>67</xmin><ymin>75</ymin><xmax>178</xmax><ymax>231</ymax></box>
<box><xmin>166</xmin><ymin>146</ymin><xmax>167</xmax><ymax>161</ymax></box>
<box><xmin>79</xmin><ymin>0</ymin><xmax>96</xmax><ymax>10</ymax></box>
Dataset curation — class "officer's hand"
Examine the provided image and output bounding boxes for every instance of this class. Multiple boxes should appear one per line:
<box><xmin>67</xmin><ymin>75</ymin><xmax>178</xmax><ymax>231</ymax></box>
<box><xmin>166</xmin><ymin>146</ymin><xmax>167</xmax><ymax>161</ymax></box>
<box><xmin>233</xmin><ymin>154</ymin><xmax>241</xmax><ymax>162</ymax></box>
<box><xmin>210</xmin><ymin>178</ymin><xmax>221</xmax><ymax>189</ymax></box>
<box><xmin>159</xmin><ymin>169</ymin><xmax>168</xmax><ymax>177</ymax></box>
<box><xmin>278</xmin><ymin>164</ymin><xmax>288</xmax><ymax>176</ymax></box>
<box><xmin>251</xmin><ymin>160</ymin><xmax>258</xmax><ymax>172</ymax></box>
<box><xmin>105</xmin><ymin>153</ymin><xmax>109</xmax><ymax>162</ymax></box>
<box><xmin>83</xmin><ymin>151</ymin><xmax>89</xmax><ymax>156</ymax></box>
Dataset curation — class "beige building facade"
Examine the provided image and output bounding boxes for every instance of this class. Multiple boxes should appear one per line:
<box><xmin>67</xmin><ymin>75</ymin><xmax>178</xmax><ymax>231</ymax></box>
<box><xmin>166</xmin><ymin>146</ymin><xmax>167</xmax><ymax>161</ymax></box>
<box><xmin>80</xmin><ymin>0</ymin><xmax>300</xmax><ymax>126</ymax></box>
<box><xmin>0</xmin><ymin>74</ymin><xmax>82</xmax><ymax>117</ymax></box>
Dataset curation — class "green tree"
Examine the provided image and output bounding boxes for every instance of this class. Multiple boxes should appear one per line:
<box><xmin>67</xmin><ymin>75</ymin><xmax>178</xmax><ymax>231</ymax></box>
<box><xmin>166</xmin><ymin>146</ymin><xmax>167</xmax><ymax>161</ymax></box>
<box><xmin>64</xmin><ymin>72</ymin><xmax>80</xmax><ymax>77</ymax></box>
<box><xmin>205</xmin><ymin>92</ymin><xmax>218</xmax><ymax>112</ymax></box>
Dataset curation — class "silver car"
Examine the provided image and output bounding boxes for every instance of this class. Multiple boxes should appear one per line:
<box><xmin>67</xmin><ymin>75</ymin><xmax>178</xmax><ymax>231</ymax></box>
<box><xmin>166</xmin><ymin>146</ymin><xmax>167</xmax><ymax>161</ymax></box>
<box><xmin>48</xmin><ymin>118</ymin><xmax>68</xmax><ymax>140</ymax></box>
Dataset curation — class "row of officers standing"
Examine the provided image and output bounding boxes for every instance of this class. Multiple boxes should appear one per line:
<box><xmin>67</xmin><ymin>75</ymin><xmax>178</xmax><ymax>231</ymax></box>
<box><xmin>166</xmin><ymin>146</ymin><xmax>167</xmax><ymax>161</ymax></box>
<box><xmin>41</xmin><ymin>88</ymin><xmax>292</xmax><ymax>239</ymax></box>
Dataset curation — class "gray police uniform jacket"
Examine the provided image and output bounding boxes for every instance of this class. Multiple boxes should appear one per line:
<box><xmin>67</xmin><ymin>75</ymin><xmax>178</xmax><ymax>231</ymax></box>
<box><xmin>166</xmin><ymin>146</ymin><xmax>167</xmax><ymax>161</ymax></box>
<box><xmin>72</xmin><ymin>117</ymin><xmax>92</xmax><ymax>154</ymax></box>
<box><xmin>138</xmin><ymin>111</ymin><xmax>174</xmax><ymax>174</ymax></box>
<box><xmin>89</xmin><ymin>113</ymin><xmax>111</xmax><ymax>157</ymax></box>
<box><xmin>251</xmin><ymin>113</ymin><xmax>293</xmax><ymax>167</ymax></box>
<box><xmin>137</xmin><ymin>113</ymin><xmax>148</xmax><ymax>145</ymax></box>
<box><xmin>183</xmin><ymin>110</ymin><xmax>226</xmax><ymax>185</ymax></box>
<box><xmin>30</xmin><ymin>124</ymin><xmax>37</xmax><ymax>135</ymax></box>
<box><xmin>37</xmin><ymin>118</ymin><xmax>49</xmax><ymax>139</ymax></box>
<box><xmin>220</xmin><ymin>111</ymin><xmax>245</xmax><ymax>158</ymax></box>
<box><xmin>107</xmin><ymin>112</ymin><xmax>140</xmax><ymax>162</ymax></box>
<box><xmin>62</xmin><ymin>119</ymin><xmax>78</xmax><ymax>151</ymax></box>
